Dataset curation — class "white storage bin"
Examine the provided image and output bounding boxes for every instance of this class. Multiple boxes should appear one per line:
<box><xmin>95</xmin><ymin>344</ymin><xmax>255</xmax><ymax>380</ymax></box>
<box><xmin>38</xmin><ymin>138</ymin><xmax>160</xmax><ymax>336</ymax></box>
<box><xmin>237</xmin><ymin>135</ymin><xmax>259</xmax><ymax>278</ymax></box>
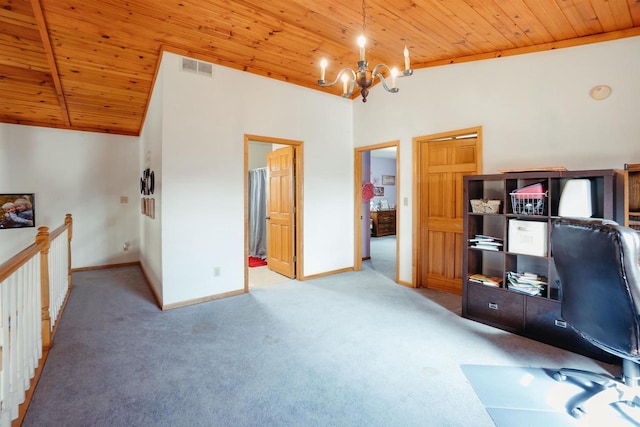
<box><xmin>508</xmin><ymin>219</ymin><xmax>548</xmax><ymax>257</ymax></box>
<box><xmin>558</xmin><ymin>179</ymin><xmax>593</xmax><ymax>218</ymax></box>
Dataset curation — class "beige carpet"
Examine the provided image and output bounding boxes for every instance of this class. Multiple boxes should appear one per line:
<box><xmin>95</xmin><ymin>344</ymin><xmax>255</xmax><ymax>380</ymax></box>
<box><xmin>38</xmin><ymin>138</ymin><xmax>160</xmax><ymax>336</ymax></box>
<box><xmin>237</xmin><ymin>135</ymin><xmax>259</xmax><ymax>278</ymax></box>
<box><xmin>249</xmin><ymin>265</ymin><xmax>293</xmax><ymax>287</ymax></box>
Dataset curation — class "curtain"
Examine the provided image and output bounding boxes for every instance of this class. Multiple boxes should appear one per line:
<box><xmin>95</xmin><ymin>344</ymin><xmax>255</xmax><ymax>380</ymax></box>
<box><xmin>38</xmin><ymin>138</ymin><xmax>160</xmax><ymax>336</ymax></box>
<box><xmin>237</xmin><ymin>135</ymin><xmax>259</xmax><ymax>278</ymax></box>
<box><xmin>248</xmin><ymin>168</ymin><xmax>268</xmax><ymax>259</ymax></box>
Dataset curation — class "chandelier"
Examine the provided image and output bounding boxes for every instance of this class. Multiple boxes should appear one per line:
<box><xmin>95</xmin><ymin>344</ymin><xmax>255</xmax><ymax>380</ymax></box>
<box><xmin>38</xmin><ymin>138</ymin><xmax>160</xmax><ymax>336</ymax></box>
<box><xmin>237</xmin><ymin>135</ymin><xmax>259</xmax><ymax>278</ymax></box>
<box><xmin>317</xmin><ymin>0</ymin><xmax>413</xmax><ymax>102</ymax></box>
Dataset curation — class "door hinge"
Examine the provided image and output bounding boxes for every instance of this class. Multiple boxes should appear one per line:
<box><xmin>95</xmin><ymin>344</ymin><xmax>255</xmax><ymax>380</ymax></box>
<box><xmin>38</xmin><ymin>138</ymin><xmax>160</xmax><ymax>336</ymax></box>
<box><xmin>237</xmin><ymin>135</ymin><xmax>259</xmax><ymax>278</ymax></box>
<box><xmin>292</xmin><ymin>255</ymin><xmax>296</xmax><ymax>262</ymax></box>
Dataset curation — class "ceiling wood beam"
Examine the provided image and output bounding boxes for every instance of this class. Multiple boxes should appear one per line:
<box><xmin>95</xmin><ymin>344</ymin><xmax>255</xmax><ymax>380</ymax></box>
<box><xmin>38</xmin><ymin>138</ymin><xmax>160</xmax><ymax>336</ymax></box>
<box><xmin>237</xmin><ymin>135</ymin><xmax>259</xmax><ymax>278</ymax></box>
<box><xmin>30</xmin><ymin>0</ymin><xmax>70</xmax><ymax>127</ymax></box>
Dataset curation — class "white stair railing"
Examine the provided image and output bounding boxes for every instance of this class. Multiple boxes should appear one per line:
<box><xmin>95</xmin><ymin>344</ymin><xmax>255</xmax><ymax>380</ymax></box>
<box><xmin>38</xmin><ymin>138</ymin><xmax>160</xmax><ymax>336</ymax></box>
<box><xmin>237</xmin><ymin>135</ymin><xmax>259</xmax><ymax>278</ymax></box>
<box><xmin>48</xmin><ymin>215</ymin><xmax>73</xmax><ymax>330</ymax></box>
<box><xmin>0</xmin><ymin>214</ymin><xmax>72</xmax><ymax>426</ymax></box>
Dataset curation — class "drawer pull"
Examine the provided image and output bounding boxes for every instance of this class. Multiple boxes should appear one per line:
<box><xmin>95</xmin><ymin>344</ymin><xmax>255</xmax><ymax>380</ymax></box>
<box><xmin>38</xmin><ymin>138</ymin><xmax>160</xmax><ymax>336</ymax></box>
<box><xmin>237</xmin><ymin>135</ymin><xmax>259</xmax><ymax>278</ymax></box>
<box><xmin>488</xmin><ymin>302</ymin><xmax>498</xmax><ymax>310</ymax></box>
<box><xmin>554</xmin><ymin>319</ymin><xmax>567</xmax><ymax>328</ymax></box>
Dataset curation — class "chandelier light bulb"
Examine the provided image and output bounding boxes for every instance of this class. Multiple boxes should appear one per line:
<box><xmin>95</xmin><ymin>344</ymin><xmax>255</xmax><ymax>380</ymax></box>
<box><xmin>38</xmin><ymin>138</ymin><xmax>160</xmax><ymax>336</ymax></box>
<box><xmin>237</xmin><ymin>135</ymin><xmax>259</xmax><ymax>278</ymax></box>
<box><xmin>358</xmin><ymin>35</ymin><xmax>366</xmax><ymax>61</ymax></box>
<box><xmin>320</xmin><ymin>58</ymin><xmax>327</xmax><ymax>81</ymax></box>
<box><xmin>404</xmin><ymin>46</ymin><xmax>410</xmax><ymax>71</ymax></box>
<box><xmin>341</xmin><ymin>72</ymin><xmax>350</xmax><ymax>95</ymax></box>
<box><xmin>391</xmin><ymin>67</ymin><xmax>398</xmax><ymax>89</ymax></box>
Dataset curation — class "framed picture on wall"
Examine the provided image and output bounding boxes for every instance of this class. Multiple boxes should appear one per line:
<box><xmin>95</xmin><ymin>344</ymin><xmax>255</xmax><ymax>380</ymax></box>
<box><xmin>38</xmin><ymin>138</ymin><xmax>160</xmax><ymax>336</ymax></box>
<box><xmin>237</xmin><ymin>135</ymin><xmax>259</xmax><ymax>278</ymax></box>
<box><xmin>374</xmin><ymin>186</ymin><xmax>384</xmax><ymax>196</ymax></box>
<box><xmin>0</xmin><ymin>193</ymin><xmax>35</xmax><ymax>229</ymax></box>
<box><xmin>382</xmin><ymin>175</ymin><xmax>396</xmax><ymax>185</ymax></box>
<box><xmin>150</xmin><ymin>198</ymin><xmax>155</xmax><ymax>219</ymax></box>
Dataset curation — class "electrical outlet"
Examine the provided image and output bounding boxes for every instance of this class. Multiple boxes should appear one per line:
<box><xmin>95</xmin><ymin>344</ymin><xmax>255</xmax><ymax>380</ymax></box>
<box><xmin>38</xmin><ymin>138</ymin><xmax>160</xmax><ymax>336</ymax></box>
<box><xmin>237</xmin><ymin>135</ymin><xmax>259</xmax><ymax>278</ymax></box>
<box><xmin>123</xmin><ymin>241</ymin><xmax>130</xmax><ymax>251</ymax></box>
<box><xmin>120</xmin><ymin>196</ymin><xmax>128</xmax><ymax>203</ymax></box>
<box><xmin>213</xmin><ymin>267</ymin><xmax>221</xmax><ymax>277</ymax></box>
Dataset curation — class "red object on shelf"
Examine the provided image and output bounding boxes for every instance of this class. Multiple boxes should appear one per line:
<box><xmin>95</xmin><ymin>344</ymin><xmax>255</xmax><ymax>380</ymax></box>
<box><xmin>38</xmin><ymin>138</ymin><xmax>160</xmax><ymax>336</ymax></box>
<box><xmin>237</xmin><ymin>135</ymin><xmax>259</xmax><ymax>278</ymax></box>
<box><xmin>512</xmin><ymin>182</ymin><xmax>545</xmax><ymax>199</ymax></box>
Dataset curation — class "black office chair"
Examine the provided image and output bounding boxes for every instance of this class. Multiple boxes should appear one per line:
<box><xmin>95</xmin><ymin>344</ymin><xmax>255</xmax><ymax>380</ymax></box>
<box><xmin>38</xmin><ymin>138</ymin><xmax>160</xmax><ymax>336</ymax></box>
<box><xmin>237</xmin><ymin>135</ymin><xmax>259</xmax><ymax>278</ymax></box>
<box><xmin>551</xmin><ymin>218</ymin><xmax>640</xmax><ymax>418</ymax></box>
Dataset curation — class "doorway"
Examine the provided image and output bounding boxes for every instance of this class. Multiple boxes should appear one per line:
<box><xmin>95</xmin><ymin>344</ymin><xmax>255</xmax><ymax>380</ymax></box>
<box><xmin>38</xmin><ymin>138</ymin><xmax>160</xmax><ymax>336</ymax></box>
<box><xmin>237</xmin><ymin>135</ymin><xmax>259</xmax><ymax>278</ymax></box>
<box><xmin>354</xmin><ymin>141</ymin><xmax>399</xmax><ymax>283</ymax></box>
<box><xmin>244</xmin><ymin>135</ymin><xmax>303</xmax><ymax>291</ymax></box>
<box><xmin>413</xmin><ymin>126</ymin><xmax>482</xmax><ymax>294</ymax></box>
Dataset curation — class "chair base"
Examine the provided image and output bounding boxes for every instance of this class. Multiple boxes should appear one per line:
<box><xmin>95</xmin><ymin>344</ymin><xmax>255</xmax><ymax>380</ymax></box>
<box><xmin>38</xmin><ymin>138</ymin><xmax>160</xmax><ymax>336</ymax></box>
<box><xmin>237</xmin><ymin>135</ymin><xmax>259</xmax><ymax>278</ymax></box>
<box><xmin>554</xmin><ymin>359</ymin><xmax>640</xmax><ymax>418</ymax></box>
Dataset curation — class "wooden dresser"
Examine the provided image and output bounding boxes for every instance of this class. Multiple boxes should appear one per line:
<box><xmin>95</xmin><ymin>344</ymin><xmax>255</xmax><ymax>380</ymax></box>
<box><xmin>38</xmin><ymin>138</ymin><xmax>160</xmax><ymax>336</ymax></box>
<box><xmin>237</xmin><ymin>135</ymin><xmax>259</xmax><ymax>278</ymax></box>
<box><xmin>371</xmin><ymin>210</ymin><xmax>396</xmax><ymax>237</ymax></box>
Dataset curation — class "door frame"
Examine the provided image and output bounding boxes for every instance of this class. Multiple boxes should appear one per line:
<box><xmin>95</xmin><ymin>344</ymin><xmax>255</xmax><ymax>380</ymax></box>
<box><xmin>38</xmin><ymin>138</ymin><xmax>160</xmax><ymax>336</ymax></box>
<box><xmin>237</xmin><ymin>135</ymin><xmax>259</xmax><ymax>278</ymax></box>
<box><xmin>353</xmin><ymin>140</ymin><xmax>400</xmax><ymax>283</ymax></box>
<box><xmin>244</xmin><ymin>134</ymin><xmax>304</xmax><ymax>291</ymax></box>
<box><xmin>412</xmin><ymin>126</ymin><xmax>482</xmax><ymax>287</ymax></box>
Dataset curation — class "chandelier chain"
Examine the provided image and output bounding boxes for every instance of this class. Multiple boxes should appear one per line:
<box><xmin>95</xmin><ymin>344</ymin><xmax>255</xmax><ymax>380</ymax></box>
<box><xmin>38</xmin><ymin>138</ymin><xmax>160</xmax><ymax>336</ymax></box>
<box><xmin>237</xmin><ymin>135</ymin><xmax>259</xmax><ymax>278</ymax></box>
<box><xmin>361</xmin><ymin>0</ymin><xmax>366</xmax><ymax>34</ymax></box>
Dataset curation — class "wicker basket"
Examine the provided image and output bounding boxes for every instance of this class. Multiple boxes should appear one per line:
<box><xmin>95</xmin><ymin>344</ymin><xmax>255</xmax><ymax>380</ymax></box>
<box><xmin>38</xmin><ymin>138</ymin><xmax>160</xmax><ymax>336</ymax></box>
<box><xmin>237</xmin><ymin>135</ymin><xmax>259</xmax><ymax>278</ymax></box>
<box><xmin>470</xmin><ymin>199</ymin><xmax>501</xmax><ymax>213</ymax></box>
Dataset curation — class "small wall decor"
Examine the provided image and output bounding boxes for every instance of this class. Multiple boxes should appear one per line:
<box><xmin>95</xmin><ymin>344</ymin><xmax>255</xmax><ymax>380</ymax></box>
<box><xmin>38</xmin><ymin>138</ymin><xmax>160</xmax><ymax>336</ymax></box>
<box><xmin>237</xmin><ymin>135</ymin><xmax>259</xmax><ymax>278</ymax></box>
<box><xmin>589</xmin><ymin>84</ymin><xmax>611</xmax><ymax>101</ymax></box>
<box><xmin>141</xmin><ymin>197</ymin><xmax>156</xmax><ymax>219</ymax></box>
<box><xmin>382</xmin><ymin>175</ymin><xmax>395</xmax><ymax>185</ymax></box>
<box><xmin>140</xmin><ymin>168</ymin><xmax>155</xmax><ymax>195</ymax></box>
<box><xmin>0</xmin><ymin>193</ymin><xmax>35</xmax><ymax>229</ymax></box>
<box><xmin>149</xmin><ymin>198</ymin><xmax>155</xmax><ymax>219</ymax></box>
<box><xmin>374</xmin><ymin>186</ymin><xmax>384</xmax><ymax>196</ymax></box>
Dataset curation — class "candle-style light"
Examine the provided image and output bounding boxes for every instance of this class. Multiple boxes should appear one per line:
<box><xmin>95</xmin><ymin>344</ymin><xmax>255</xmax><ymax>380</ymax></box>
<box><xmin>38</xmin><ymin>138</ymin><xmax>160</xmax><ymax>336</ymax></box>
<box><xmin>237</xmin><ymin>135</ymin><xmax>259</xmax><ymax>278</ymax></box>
<box><xmin>320</xmin><ymin>58</ymin><xmax>327</xmax><ymax>82</ymax></box>
<box><xmin>316</xmin><ymin>0</ymin><xmax>413</xmax><ymax>102</ymax></box>
<box><xmin>358</xmin><ymin>35</ymin><xmax>366</xmax><ymax>61</ymax></box>
<box><xmin>391</xmin><ymin>67</ymin><xmax>398</xmax><ymax>90</ymax></box>
<box><xmin>404</xmin><ymin>46</ymin><xmax>410</xmax><ymax>72</ymax></box>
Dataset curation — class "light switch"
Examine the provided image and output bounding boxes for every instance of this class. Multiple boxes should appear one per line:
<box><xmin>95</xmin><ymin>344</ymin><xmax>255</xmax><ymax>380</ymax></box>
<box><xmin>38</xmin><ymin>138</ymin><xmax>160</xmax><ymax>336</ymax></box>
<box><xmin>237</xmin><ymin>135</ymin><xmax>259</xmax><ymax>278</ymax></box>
<box><xmin>403</xmin><ymin>197</ymin><xmax>409</xmax><ymax>206</ymax></box>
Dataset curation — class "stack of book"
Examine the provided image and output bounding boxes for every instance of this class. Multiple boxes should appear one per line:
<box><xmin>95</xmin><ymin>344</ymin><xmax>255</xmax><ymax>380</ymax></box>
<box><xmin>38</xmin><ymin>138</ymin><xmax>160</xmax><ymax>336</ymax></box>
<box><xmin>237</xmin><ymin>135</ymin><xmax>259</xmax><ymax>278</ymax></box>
<box><xmin>469</xmin><ymin>234</ymin><xmax>503</xmax><ymax>251</ymax></box>
<box><xmin>468</xmin><ymin>273</ymin><xmax>503</xmax><ymax>287</ymax></box>
<box><xmin>506</xmin><ymin>272</ymin><xmax>547</xmax><ymax>296</ymax></box>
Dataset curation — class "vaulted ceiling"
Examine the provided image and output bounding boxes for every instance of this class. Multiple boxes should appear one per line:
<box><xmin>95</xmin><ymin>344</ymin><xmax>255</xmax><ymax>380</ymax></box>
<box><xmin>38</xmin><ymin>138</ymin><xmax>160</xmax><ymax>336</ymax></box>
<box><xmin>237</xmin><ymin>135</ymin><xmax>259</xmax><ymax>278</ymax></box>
<box><xmin>2</xmin><ymin>0</ymin><xmax>639</xmax><ymax>136</ymax></box>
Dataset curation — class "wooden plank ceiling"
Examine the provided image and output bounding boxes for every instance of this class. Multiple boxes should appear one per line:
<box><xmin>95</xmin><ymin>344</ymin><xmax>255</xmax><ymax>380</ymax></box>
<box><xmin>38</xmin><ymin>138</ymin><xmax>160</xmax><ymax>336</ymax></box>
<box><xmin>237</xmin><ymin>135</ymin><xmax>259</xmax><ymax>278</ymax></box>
<box><xmin>1</xmin><ymin>0</ymin><xmax>639</xmax><ymax>136</ymax></box>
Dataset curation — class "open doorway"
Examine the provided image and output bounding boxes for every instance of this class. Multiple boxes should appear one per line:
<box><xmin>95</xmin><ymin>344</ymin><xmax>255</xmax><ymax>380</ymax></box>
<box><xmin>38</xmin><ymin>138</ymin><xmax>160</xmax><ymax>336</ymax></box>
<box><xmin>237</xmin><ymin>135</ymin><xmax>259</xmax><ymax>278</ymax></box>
<box><xmin>244</xmin><ymin>135</ymin><xmax>303</xmax><ymax>290</ymax></box>
<box><xmin>354</xmin><ymin>141</ymin><xmax>399</xmax><ymax>283</ymax></box>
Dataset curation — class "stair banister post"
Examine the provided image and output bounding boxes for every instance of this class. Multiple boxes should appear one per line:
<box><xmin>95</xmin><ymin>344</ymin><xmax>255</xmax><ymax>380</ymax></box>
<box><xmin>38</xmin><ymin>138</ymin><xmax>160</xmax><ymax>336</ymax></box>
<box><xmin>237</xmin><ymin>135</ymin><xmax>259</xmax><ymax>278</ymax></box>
<box><xmin>64</xmin><ymin>214</ymin><xmax>73</xmax><ymax>289</ymax></box>
<box><xmin>35</xmin><ymin>226</ymin><xmax>52</xmax><ymax>350</ymax></box>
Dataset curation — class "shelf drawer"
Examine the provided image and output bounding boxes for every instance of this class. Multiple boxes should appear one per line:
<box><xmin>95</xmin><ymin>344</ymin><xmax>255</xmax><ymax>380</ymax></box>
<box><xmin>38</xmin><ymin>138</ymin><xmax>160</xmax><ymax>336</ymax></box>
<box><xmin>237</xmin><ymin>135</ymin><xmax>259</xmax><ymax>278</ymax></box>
<box><xmin>525</xmin><ymin>297</ymin><xmax>574</xmax><ymax>341</ymax></box>
<box><xmin>524</xmin><ymin>297</ymin><xmax>614</xmax><ymax>362</ymax></box>
<box><xmin>466</xmin><ymin>283</ymin><xmax>524</xmax><ymax>331</ymax></box>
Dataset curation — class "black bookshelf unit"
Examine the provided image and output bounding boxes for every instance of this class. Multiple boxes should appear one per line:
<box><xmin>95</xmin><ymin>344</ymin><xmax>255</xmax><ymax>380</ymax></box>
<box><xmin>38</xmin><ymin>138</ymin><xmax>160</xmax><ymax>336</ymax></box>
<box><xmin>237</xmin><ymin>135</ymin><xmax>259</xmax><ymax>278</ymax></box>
<box><xmin>461</xmin><ymin>169</ymin><xmax>623</xmax><ymax>362</ymax></box>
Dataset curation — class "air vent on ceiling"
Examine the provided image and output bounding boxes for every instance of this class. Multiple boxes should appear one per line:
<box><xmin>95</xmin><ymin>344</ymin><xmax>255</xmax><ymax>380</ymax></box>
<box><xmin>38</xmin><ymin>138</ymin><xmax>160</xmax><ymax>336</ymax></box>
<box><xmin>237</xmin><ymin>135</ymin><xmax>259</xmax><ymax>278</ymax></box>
<box><xmin>180</xmin><ymin>57</ymin><xmax>214</xmax><ymax>78</ymax></box>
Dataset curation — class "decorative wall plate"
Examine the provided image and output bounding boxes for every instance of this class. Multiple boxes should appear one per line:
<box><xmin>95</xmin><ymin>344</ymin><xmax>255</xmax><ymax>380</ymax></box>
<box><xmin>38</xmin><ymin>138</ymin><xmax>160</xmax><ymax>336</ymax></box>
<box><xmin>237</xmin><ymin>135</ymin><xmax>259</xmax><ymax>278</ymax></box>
<box><xmin>140</xmin><ymin>169</ymin><xmax>155</xmax><ymax>195</ymax></box>
<box><xmin>589</xmin><ymin>85</ymin><xmax>611</xmax><ymax>101</ymax></box>
<box><xmin>149</xmin><ymin>171</ymin><xmax>155</xmax><ymax>194</ymax></box>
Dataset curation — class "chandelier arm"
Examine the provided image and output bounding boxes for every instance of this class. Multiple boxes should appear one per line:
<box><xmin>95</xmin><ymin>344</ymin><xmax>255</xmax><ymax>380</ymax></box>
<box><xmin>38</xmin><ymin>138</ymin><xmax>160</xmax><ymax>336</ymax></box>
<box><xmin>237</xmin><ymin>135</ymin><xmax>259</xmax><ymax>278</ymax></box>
<box><xmin>317</xmin><ymin>68</ymin><xmax>357</xmax><ymax>87</ymax></box>
<box><xmin>344</xmin><ymin>73</ymin><xmax>357</xmax><ymax>98</ymax></box>
<box><xmin>371</xmin><ymin>64</ymin><xmax>399</xmax><ymax>93</ymax></box>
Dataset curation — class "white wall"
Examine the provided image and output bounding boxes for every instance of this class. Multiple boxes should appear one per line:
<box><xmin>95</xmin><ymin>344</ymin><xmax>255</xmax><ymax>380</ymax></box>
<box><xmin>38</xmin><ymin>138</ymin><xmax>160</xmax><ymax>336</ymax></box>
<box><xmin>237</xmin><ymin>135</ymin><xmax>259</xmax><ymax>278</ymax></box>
<box><xmin>248</xmin><ymin>142</ymin><xmax>272</xmax><ymax>169</ymax></box>
<box><xmin>353</xmin><ymin>36</ymin><xmax>640</xmax><ymax>285</ymax></box>
<box><xmin>138</xmin><ymin>61</ymin><xmax>165</xmax><ymax>299</ymax></box>
<box><xmin>0</xmin><ymin>124</ymin><xmax>139</xmax><ymax>267</ymax></box>
<box><xmin>150</xmin><ymin>52</ymin><xmax>353</xmax><ymax>306</ymax></box>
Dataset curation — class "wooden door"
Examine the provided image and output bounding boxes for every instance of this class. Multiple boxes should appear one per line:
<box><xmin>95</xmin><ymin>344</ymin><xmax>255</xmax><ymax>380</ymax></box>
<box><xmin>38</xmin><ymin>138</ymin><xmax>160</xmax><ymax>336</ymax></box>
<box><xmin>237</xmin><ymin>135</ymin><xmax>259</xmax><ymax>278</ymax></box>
<box><xmin>267</xmin><ymin>146</ymin><xmax>296</xmax><ymax>278</ymax></box>
<box><xmin>420</xmin><ymin>137</ymin><xmax>479</xmax><ymax>294</ymax></box>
